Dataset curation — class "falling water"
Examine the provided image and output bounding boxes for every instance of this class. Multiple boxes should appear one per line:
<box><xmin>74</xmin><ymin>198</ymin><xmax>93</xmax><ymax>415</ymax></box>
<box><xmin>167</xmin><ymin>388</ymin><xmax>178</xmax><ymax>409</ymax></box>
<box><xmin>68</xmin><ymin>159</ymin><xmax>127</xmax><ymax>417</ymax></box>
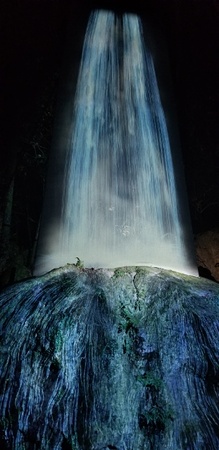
<box><xmin>34</xmin><ymin>10</ymin><xmax>196</xmax><ymax>276</ymax></box>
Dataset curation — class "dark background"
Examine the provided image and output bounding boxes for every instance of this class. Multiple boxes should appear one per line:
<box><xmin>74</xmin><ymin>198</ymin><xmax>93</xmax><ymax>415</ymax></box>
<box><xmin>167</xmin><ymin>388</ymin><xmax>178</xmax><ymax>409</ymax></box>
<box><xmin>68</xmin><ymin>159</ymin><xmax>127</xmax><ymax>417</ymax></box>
<box><xmin>0</xmin><ymin>0</ymin><xmax>218</xmax><ymax>284</ymax></box>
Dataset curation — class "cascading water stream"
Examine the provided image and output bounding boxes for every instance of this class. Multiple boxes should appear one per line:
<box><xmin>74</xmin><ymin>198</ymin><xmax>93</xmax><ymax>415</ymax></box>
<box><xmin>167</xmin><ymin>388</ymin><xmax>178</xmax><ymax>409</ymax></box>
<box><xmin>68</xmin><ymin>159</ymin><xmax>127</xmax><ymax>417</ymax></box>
<box><xmin>34</xmin><ymin>10</ymin><xmax>196</xmax><ymax>276</ymax></box>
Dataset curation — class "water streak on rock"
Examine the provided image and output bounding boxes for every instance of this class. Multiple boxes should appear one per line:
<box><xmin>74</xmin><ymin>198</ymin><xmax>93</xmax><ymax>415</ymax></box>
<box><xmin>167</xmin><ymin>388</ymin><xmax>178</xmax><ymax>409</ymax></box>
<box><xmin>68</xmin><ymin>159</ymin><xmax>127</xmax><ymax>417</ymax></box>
<box><xmin>0</xmin><ymin>266</ymin><xmax>219</xmax><ymax>449</ymax></box>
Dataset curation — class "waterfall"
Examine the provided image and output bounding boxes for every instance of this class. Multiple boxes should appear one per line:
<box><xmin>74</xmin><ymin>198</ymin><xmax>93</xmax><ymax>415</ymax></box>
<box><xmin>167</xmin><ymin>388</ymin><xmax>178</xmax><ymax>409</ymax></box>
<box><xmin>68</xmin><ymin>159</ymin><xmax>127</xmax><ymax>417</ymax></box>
<box><xmin>34</xmin><ymin>10</ymin><xmax>197</xmax><ymax>276</ymax></box>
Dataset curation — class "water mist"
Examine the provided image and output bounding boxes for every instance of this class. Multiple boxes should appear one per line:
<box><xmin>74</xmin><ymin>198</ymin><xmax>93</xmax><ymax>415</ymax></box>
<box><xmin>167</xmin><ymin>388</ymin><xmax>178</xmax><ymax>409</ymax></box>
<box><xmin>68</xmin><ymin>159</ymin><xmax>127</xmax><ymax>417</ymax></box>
<box><xmin>34</xmin><ymin>10</ymin><xmax>197</xmax><ymax>276</ymax></box>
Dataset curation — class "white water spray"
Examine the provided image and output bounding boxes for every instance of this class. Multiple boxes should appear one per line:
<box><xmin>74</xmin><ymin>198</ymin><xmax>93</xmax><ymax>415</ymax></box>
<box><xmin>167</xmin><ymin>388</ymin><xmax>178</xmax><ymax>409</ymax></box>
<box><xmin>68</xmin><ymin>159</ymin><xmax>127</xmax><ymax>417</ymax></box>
<box><xmin>34</xmin><ymin>10</ymin><xmax>196</xmax><ymax>276</ymax></box>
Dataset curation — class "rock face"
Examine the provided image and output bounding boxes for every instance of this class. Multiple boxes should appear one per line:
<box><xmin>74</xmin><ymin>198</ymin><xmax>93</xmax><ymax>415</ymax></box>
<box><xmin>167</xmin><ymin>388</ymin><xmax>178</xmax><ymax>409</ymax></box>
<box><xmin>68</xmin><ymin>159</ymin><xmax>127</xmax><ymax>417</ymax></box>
<box><xmin>196</xmin><ymin>229</ymin><xmax>219</xmax><ymax>282</ymax></box>
<box><xmin>0</xmin><ymin>265</ymin><xmax>219</xmax><ymax>449</ymax></box>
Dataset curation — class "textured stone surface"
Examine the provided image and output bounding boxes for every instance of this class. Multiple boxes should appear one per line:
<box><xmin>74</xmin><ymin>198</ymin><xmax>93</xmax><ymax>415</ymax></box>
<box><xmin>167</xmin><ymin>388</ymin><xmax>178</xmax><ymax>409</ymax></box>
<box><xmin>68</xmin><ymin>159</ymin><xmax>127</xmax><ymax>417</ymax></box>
<box><xmin>196</xmin><ymin>229</ymin><xmax>219</xmax><ymax>281</ymax></box>
<box><xmin>0</xmin><ymin>265</ymin><xmax>219</xmax><ymax>449</ymax></box>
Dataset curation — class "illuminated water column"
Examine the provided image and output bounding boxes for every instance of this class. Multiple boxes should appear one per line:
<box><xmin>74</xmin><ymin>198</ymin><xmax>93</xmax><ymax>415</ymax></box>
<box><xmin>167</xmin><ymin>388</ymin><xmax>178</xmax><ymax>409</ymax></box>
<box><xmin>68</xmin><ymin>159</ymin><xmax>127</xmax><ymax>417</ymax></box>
<box><xmin>34</xmin><ymin>10</ymin><xmax>197</xmax><ymax>276</ymax></box>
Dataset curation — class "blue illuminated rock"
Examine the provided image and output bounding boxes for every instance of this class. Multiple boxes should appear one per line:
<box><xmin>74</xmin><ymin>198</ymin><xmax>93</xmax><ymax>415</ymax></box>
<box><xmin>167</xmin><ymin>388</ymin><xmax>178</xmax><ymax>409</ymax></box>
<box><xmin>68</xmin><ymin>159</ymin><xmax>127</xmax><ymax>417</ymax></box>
<box><xmin>0</xmin><ymin>266</ymin><xmax>219</xmax><ymax>449</ymax></box>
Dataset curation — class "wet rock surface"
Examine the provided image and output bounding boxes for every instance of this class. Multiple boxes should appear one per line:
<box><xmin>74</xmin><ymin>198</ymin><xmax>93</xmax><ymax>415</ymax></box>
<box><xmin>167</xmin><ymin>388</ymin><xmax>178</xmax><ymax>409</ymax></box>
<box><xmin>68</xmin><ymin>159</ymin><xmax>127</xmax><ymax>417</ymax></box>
<box><xmin>0</xmin><ymin>265</ymin><xmax>219</xmax><ymax>449</ymax></box>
